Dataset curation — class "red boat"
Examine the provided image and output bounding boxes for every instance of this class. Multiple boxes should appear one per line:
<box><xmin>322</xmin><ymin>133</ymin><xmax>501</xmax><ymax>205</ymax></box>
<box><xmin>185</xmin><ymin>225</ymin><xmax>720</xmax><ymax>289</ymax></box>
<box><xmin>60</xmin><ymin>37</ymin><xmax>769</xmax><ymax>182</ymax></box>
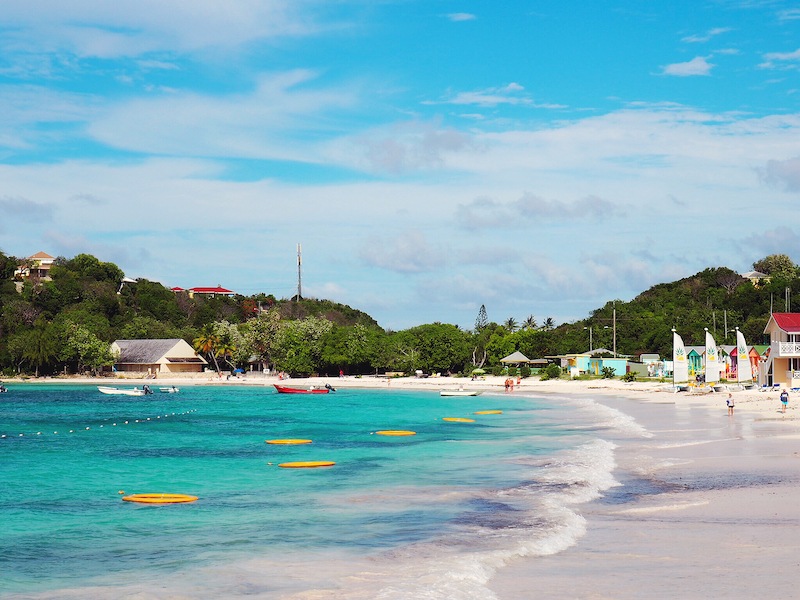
<box><xmin>274</xmin><ymin>384</ymin><xmax>334</xmax><ymax>394</ymax></box>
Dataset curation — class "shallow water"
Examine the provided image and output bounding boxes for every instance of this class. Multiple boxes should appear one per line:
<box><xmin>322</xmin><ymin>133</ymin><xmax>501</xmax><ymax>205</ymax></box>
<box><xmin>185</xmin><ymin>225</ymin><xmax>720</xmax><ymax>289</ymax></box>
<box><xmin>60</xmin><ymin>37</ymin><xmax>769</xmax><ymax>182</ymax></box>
<box><xmin>0</xmin><ymin>385</ymin><xmax>648</xmax><ymax>599</ymax></box>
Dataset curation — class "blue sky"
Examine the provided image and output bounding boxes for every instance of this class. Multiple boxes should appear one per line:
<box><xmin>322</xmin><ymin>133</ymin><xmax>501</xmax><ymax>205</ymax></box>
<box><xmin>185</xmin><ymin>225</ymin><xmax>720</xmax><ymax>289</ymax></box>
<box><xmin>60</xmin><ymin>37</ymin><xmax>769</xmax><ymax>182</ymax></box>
<box><xmin>2</xmin><ymin>1</ymin><xmax>800</xmax><ymax>330</ymax></box>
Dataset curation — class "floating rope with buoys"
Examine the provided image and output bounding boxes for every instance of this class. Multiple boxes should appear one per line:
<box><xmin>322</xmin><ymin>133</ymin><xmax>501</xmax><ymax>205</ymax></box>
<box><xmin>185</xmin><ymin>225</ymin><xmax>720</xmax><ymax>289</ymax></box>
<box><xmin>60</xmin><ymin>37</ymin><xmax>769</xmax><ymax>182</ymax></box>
<box><xmin>374</xmin><ymin>430</ymin><xmax>416</xmax><ymax>436</ymax></box>
<box><xmin>0</xmin><ymin>409</ymin><xmax>198</xmax><ymax>439</ymax></box>
<box><xmin>266</xmin><ymin>439</ymin><xmax>312</xmax><ymax>444</ymax></box>
<box><xmin>278</xmin><ymin>461</ymin><xmax>335</xmax><ymax>468</ymax></box>
<box><xmin>474</xmin><ymin>410</ymin><xmax>503</xmax><ymax>415</ymax></box>
<box><xmin>123</xmin><ymin>493</ymin><xmax>198</xmax><ymax>504</ymax></box>
<box><xmin>442</xmin><ymin>417</ymin><xmax>475</xmax><ymax>422</ymax></box>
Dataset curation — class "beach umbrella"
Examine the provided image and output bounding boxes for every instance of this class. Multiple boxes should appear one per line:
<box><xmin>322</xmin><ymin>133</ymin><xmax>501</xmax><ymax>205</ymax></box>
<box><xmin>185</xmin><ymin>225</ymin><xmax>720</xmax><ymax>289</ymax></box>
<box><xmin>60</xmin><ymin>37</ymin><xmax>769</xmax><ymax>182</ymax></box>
<box><xmin>471</xmin><ymin>368</ymin><xmax>485</xmax><ymax>374</ymax></box>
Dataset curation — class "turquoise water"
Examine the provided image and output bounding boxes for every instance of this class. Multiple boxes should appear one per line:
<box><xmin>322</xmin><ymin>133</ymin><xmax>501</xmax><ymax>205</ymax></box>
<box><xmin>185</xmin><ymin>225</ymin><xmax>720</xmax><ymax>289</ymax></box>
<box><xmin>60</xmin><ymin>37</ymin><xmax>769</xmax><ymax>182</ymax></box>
<box><xmin>0</xmin><ymin>385</ymin><xmax>638</xmax><ymax>600</ymax></box>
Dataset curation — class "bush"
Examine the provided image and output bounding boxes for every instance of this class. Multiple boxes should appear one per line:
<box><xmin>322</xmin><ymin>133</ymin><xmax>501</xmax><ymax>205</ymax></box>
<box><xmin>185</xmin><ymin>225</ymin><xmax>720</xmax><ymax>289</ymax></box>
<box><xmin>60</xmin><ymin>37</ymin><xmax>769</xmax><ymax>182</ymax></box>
<box><xmin>621</xmin><ymin>371</ymin><xmax>636</xmax><ymax>382</ymax></box>
<box><xmin>507</xmin><ymin>366</ymin><xmax>518</xmax><ymax>377</ymax></box>
<box><xmin>492</xmin><ymin>365</ymin><xmax>504</xmax><ymax>376</ymax></box>
<box><xmin>540</xmin><ymin>364</ymin><xmax>561</xmax><ymax>381</ymax></box>
<box><xmin>520</xmin><ymin>365</ymin><xmax>531</xmax><ymax>378</ymax></box>
<box><xmin>600</xmin><ymin>366</ymin><xmax>616</xmax><ymax>379</ymax></box>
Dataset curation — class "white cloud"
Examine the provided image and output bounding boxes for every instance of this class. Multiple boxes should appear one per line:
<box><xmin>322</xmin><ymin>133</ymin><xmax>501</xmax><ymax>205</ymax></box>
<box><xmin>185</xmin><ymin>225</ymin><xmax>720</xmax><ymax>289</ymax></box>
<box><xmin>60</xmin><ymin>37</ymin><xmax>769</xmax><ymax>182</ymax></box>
<box><xmin>0</xmin><ymin>0</ymin><xmax>319</xmax><ymax>58</ymax></box>
<box><xmin>456</xmin><ymin>193</ymin><xmax>622</xmax><ymax>230</ymax></box>
<box><xmin>681</xmin><ymin>27</ymin><xmax>731</xmax><ymax>43</ymax></box>
<box><xmin>422</xmin><ymin>83</ymin><xmax>565</xmax><ymax>109</ymax></box>
<box><xmin>778</xmin><ymin>9</ymin><xmax>800</xmax><ymax>20</ymax></box>
<box><xmin>333</xmin><ymin>119</ymin><xmax>475</xmax><ymax>174</ymax></box>
<box><xmin>446</xmin><ymin>13</ymin><xmax>476</xmax><ymax>22</ymax></box>
<box><xmin>661</xmin><ymin>55</ymin><xmax>714</xmax><ymax>76</ymax></box>
<box><xmin>87</xmin><ymin>70</ymin><xmax>357</xmax><ymax>160</ymax></box>
<box><xmin>757</xmin><ymin>156</ymin><xmax>800</xmax><ymax>191</ymax></box>
<box><xmin>759</xmin><ymin>47</ymin><xmax>800</xmax><ymax>69</ymax></box>
<box><xmin>359</xmin><ymin>231</ymin><xmax>446</xmax><ymax>274</ymax></box>
<box><xmin>743</xmin><ymin>226</ymin><xmax>800</xmax><ymax>258</ymax></box>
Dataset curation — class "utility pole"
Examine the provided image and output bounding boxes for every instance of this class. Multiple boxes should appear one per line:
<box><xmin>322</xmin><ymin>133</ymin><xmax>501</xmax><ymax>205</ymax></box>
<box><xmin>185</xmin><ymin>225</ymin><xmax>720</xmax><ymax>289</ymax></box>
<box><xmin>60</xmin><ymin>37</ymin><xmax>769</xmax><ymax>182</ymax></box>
<box><xmin>613</xmin><ymin>304</ymin><xmax>616</xmax><ymax>357</ymax></box>
<box><xmin>297</xmin><ymin>243</ymin><xmax>302</xmax><ymax>300</ymax></box>
<box><xmin>724</xmin><ymin>310</ymin><xmax>728</xmax><ymax>340</ymax></box>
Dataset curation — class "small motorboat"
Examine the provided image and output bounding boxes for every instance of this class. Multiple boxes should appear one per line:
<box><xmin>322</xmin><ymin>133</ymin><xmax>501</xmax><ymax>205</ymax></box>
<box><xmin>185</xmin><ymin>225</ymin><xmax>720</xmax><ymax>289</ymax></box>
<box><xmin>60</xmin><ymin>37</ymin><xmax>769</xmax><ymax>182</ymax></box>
<box><xmin>98</xmin><ymin>385</ymin><xmax>154</xmax><ymax>396</ymax></box>
<box><xmin>274</xmin><ymin>384</ymin><xmax>335</xmax><ymax>394</ymax></box>
<box><xmin>0</xmin><ymin>384</ymin><xmax>7</xmax><ymax>393</ymax></box>
<box><xmin>440</xmin><ymin>388</ymin><xmax>482</xmax><ymax>397</ymax></box>
<box><xmin>159</xmin><ymin>386</ymin><xmax>180</xmax><ymax>393</ymax></box>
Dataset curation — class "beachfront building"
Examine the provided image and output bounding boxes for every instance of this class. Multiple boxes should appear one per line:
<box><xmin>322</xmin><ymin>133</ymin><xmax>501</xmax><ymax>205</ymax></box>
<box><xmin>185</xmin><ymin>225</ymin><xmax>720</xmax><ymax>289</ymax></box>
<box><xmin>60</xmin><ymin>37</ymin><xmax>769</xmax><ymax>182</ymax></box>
<box><xmin>588</xmin><ymin>357</ymin><xmax>629</xmax><ymax>377</ymax></box>
<box><xmin>14</xmin><ymin>251</ymin><xmax>55</xmax><ymax>280</ymax></box>
<box><xmin>760</xmin><ymin>313</ymin><xmax>800</xmax><ymax>388</ymax></box>
<box><xmin>110</xmin><ymin>339</ymin><xmax>208</xmax><ymax>377</ymax></box>
<box><xmin>686</xmin><ymin>347</ymin><xmax>704</xmax><ymax>377</ymax></box>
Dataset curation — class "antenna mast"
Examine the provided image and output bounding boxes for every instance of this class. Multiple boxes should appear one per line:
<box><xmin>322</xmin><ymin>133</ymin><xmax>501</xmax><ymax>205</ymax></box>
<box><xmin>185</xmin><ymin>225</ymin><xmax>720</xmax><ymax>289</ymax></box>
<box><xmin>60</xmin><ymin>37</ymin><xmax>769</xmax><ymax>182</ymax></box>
<box><xmin>297</xmin><ymin>243</ymin><xmax>302</xmax><ymax>300</ymax></box>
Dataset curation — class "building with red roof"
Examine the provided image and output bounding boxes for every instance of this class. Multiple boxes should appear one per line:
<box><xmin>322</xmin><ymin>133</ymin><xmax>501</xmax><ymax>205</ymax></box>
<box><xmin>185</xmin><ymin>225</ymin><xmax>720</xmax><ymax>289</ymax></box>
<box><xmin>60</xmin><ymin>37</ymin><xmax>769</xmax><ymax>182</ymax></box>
<box><xmin>173</xmin><ymin>286</ymin><xmax>236</xmax><ymax>298</ymax></box>
<box><xmin>14</xmin><ymin>251</ymin><xmax>55</xmax><ymax>280</ymax></box>
<box><xmin>762</xmin><ymin>313</ymin><xmax>800</xmax><ymax>387</ymax></box>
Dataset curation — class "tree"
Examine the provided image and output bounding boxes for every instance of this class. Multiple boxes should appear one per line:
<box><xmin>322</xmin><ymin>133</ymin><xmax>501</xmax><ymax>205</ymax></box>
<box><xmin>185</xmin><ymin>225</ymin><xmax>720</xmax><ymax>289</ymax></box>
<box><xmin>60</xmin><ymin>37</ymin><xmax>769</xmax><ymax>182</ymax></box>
<box><xmin>193</xmin><ymin>324</ymin><xmax>221</xmax><ymax>372</ymax></box>
<box><xmin>242</xmin><ymin>309</ymin><xmax>281</xmax><ymax>370</ymax></box>
<box><xmin>522</xmin><ymin>315</ymin><xmax>537</xmax><ymax>330</ymax></box>
<box><xmin>474</xmin><ymin>304</ymin><xmax>488</xmax><ymax>331</ymax></box>
<box><xmin>753</xmin><ymin>254</ymin><xmax>798</xmax><ymax>281</ymax></box>
<box><xmin>60</xmin><ymin>323</ymin><xmax>115</xmax><ymax>374</ymax></box>
<box><xmin>271</xmin><ymin>316</ymin><xmax>333</xmax><ymax>376</ymax></box>
<box><xmin>503</xmin><ymin>317</ymin><xmax>518</xmax><ymax>333</ymax></box>
<box><xmin>23</xmin><ymin>318</ymin><xmax>58</xmax><ymax>376</ymax></box>
<box><xmin>542</xmin><ymin>317</ymin><xmax>555</xmax><ymax>330</ymax></box>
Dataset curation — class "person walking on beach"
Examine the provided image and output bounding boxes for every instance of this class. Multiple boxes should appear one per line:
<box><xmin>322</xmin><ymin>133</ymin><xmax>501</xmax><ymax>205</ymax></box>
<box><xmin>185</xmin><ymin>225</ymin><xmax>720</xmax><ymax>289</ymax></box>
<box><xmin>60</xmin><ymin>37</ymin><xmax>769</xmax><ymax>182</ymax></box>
<box><xmin>780</xmin><ymin>389</ymin><xmax>789</xmax><ymax>413</ymax></box>
<box><xmin>726</xmin><ymin>393</ymin><xmax>734</xmax><ymax>416</ymax></box>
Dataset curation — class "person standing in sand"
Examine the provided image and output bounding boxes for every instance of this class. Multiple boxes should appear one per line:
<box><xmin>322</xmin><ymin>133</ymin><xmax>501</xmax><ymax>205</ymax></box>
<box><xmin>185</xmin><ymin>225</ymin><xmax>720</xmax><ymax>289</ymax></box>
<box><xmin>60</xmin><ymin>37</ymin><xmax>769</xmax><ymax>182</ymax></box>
<box><xmin>780</xmin><ymin>389</ymin><xmax>789</xmax><ymax>413</ymax></box>
<box><xmin>726</xmin><ymin>393</ymin><xmax>734</xmax><ymax>416</ymax></box>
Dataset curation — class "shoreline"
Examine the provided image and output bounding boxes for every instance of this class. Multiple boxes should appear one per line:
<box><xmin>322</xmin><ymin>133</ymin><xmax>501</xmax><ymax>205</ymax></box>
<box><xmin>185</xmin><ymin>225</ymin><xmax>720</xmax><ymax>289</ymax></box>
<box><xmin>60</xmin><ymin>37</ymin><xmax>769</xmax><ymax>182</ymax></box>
<box><xmin>490</xmin><ymin>383</ymin><xmax>800</xmax><ymax>599</ymax></box>
<box><xmin>4</xmin><ymin>374</ymin><xmax>795</xmax><ymax>422</ymax></box>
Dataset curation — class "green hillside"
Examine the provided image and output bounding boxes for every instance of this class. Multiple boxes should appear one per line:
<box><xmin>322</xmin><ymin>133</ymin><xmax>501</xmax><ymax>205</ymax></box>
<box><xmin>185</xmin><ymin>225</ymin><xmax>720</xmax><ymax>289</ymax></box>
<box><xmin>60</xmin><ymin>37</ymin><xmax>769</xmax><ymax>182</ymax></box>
<box><xmin>0</xmin><ymin>250</ymin><xmax>795</xmax><ymax>377</ymax></box>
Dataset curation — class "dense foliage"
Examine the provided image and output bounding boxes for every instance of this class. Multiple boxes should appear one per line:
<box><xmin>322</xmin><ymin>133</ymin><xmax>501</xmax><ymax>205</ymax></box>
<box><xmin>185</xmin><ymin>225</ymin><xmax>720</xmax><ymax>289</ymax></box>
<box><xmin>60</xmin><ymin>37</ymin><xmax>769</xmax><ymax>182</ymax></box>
<box><xmin>0</xmin><ymin>250</ymin><xmax>796</xmax><ymax>377</ymax></box>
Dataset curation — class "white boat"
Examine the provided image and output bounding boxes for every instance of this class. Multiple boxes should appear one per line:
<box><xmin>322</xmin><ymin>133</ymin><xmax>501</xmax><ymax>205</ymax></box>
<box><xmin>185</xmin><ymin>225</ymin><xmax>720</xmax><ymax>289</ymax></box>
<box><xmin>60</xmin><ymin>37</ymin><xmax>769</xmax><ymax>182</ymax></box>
<box><xmin>97</xmin><ymin>385</ymin><xmax>152</xmax><ymax>396</ymax></box>
<box><xmin>159</xmin><ymin>386</ymin><xmax>180</xmax><ymax>393</ymax></box>
<box><xmin>440</xmin><ymin>389</ymin><xmax>482</xmax><ymax>397</ymax></box>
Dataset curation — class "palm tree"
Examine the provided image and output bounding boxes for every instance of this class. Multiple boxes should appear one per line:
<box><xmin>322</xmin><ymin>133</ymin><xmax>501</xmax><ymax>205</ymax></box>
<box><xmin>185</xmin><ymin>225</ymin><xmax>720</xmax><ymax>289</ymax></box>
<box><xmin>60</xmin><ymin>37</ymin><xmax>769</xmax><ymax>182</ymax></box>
<box><xmin>523</xmin><ymin>315</ymin><xmax>537</xmax><ymax>330</ymax></box>
<box><xmin>542</xmin><ymin>317</ymin><xmax>555</xmax><ymax>330</ymax></box>
<box><xmin>504</xmin><ymin>317</ymin><xmax>518</xmax><ymax>333</ymax></box>
<box><xmin>215</xmin><ymin>340</ymin><xmax>237</xmax><ymax>370</ymax></box>
<box><xmin>193</xmin><ymin>325</ymin><xmax>221</xmax><ymax>372</ymax></box>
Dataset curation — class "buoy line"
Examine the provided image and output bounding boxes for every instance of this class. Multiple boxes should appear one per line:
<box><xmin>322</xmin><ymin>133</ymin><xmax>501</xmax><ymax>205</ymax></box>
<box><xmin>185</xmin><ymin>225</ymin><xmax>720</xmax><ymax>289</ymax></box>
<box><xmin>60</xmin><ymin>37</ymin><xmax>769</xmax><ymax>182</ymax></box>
<box><xmin>0</xmin><ymin>409</ymin><xmax>198</xmax><ymax>439</ymax></box>
<box><xmin>278</xmin><ymin>461</ymin><xmax>335</xmax><ymax>468</ymax></box>
<box><xmin>442</xmin><ymin>417</ymin><xmax>475</xmax><ymax>422</ymax></box>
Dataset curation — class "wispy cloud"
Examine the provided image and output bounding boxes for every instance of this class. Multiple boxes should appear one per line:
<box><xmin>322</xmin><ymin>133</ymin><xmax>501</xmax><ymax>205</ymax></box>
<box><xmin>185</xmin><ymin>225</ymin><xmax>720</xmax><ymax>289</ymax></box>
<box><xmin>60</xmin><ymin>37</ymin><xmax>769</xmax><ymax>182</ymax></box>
<box><xmin>778</xmin><ymin>9</ymin><xmax>800</xmax><ymax>21</ymax></box>
<box><xmin>758</xmin><ymin>47</ymin><xmax>800</xmax><ymax>69</ymax></box>
<box><xmin>661</xmin><ymin>55</ymin><xmax>714</xmax><ymax>76</ymax></box>
<box><xmin>446</xmin><ymin>13</ymin><xmax>476</xmax><ymax>22</ymax></box>
<box><xmin>457</xmin><ymin>193</ymin><xmax>622</xmax><ymax>230</ymax></box>
<box><xmin>681</xmin><ymin>27</ymin><xmax>731</xmax><ymax>43</ymax></box>
<box><xmin>423</xmin><ymin>83</ymin><xmax>564</xmax><ymax>108</ymax></box>
<box><xmin>0</xmin><ymin>1</ymin><xmax>320</xmax><ymax>58</ymax></box>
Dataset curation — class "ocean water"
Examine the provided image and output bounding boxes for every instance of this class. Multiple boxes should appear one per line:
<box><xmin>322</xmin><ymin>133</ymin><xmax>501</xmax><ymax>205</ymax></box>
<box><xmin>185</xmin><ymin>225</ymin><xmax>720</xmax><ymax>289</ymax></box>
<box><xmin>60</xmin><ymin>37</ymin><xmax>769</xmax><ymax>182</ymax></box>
<box><xmin>0</xmin><ymin>385</ymin><xmax>649</xmax><ymax>600</ymax></box>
